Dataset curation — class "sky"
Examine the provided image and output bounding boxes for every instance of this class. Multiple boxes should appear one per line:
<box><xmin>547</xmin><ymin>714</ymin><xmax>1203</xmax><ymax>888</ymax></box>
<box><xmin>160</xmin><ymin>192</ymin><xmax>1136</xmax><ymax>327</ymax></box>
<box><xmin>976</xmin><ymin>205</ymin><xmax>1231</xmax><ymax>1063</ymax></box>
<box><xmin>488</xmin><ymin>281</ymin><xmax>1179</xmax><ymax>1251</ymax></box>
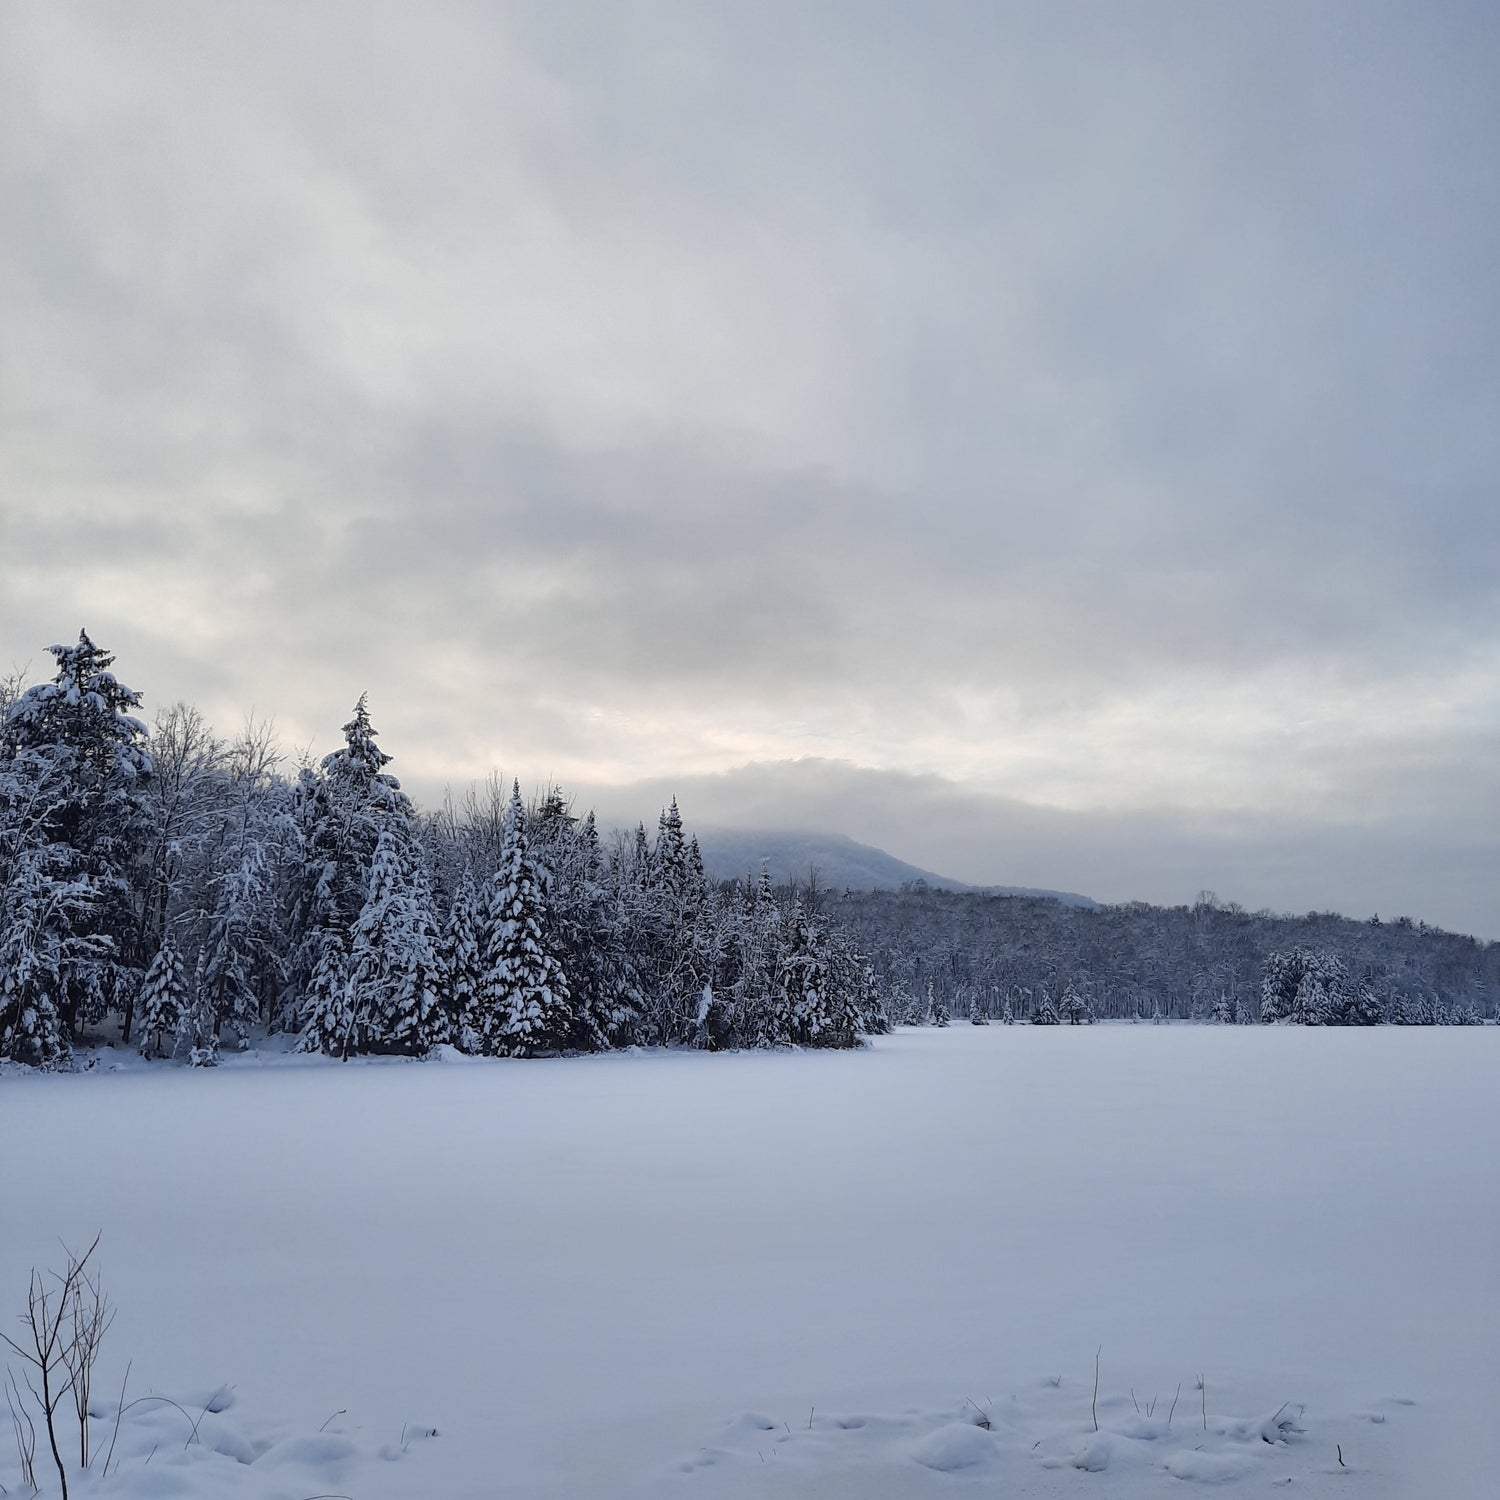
<box><xmin>2</xmin><ymin>1</ymin><xmax>1497</xmax><ymax>937</ymax></box>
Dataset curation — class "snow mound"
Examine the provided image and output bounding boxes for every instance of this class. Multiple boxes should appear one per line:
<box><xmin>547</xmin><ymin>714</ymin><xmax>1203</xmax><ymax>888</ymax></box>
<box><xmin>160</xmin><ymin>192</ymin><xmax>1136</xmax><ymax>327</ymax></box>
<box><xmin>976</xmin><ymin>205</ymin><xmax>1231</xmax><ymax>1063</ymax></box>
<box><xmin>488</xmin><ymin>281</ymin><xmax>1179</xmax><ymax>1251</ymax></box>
<box><xmin>1163</xmin><ymin>1447</ymin><xmax>1258</xmax><ymax>1482</ymax></box>
<box><xmin>911</xmin><ymin>1420</ymin><xmax>997</xmax><ymax>1471</ymax></box>
<box><xmin>673</xmin><ymin>1377</ymin><xmax>1402</xmax><ymax>1494</ymax></box>
<box><xmin>253</xmin><ymin>1431</ymin><xmax>360</xmax><ymax>1474</ymax></box>
<box><xmin>2</xmin><ymin>1387</ymin><xmax>436</xmax><ymax>1500</ymax></box>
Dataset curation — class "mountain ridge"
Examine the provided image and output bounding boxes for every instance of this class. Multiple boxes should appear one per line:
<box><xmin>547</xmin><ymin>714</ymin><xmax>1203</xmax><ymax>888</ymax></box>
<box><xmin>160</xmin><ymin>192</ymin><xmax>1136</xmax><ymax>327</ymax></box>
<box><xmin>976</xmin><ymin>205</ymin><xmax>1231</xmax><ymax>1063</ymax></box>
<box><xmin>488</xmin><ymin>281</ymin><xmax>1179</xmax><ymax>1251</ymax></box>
<box><xmin>688</xmin><ymin>826</ymin><xmax>1098</xmax><ymax>908</ymax></box>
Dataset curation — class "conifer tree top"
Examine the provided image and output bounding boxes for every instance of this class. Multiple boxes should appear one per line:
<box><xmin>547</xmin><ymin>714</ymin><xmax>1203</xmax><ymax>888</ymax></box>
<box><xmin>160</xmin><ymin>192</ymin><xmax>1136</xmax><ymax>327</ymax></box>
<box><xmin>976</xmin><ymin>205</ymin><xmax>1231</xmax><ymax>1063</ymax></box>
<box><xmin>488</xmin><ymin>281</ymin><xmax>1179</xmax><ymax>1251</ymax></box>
<box><xmin>325</xmin><ymin>693</ymin><xmax>394</xmax><ymax>774</ymax></box>
<box><xmin>3</xmin><ymin>628</ymin><xmax>150</xmax><ymax>777</ymax></box>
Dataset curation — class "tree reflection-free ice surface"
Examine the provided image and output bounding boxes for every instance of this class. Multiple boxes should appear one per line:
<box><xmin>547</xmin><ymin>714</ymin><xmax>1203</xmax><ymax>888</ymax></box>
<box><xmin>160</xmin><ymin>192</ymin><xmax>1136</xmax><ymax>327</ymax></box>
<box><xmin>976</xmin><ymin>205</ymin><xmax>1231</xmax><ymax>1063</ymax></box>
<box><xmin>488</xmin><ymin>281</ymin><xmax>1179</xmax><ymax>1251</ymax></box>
<box><xmin>3</xmin><ymin>1024</ymin><xmax>1495</xmax><ymax>1497</ymax></box>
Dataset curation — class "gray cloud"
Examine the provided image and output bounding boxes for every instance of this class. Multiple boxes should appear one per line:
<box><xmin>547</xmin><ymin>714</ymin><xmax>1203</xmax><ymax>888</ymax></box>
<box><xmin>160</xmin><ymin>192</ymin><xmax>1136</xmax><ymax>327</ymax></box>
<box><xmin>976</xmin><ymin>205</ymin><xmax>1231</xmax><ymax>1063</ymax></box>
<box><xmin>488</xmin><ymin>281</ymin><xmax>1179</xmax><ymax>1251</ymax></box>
<box><xmin>2</xmin><ymin>0</ymin><xmax>1497</xmax><ymax>933</ymax></box>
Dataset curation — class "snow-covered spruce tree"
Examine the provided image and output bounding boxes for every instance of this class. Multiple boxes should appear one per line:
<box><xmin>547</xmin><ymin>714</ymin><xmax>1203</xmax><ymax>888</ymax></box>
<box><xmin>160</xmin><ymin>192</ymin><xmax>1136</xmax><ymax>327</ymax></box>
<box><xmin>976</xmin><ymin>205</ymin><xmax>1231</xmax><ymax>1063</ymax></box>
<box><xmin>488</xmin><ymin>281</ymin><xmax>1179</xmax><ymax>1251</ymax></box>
<box><xmin>480</xmin><ymin>784</ymin><xmax>572</xmax><ymax>1057</ymax></box>
<box><xmin>346</xmin><ymin>824</ymin><xmax>412</xmax><ymax>1052</ymax></box>
<box><xmin>173</xmin><ymin>953</ymin><xmax>219</xmax><ymax>1066</ymax></box>
<box><xmin>729</xmin><ymin>864</ymin><xmax>779</xmax><ymax>1043</ymax></box>
<box><xmin>390</xmin><ymin>856</ymin><xmax>447</xmax><ymax>1052</ymax></box>
<box><xmin>1259</xmin><ymin>948</ymin><xmax>1304</xmax><ymax>1023</ymax></box>
<box><xmin>883</xmin><ymin>974</ymin><xmax>917</xmax><ymax>1026</ymax></box>
<box><xmin>0</xmin><ymin>845</ymin><xmax>76</xmax><ymax>1066</ymax></box>
<box><xmin>772</xmin><ymin>907</ymin><xmax>848</xmax><ymax>1048</ymax></box>
<box><xmin>1260</xmin><ymin>948</ymin><xmax>1367</xmax><ymax>1025</ymax></box>
<box><xmin>1290</xmin><ymin>950</ymin><xmax>1347</xmax><ymax>1025</ymax></box>
<box><xmin>813</xmin><ymin>925</ymin><xmax>879</xmax><ymax>1042</ymax></box>
<box><xmin>593</xmin><ymin>826</ymin><xmax>661</xmax><ymax>1047</ymax></box>
<box><xmin>855</xmin><ymin>964</ymin><xmax>891</xmax><ymax>1035</ymax></box>
<box><xmin>0</xmin><ymin>631</ymin><xmax>152</xmax><ymax>1047</ymax></box>
<box><xmin>1031</xmin><ymin>990</ymin><xmax>1060</xmax><ymax>1025</ymax></box>
<box><xmin>443</xmin><ymin>868</ymin><xmax>487</xmax><ymax>1050</ymax></box>
<box><xmin>526</xmin><ymin>792</ymin><xmax>623</xmax><ymax>1053</ymax></box>
<box><xmin>1340</xmin><ymin>978</ymin><xmax>1384</xmax><ymax>1026</ymax></box>
<box><xmin>698</xmin><ymin>903</ymin><xmax>745</xmax><ymax>1051</ymax></box>
<box><xmin>632</xmin><ymin>797</ymin><xmax>711</xmax><ymax>1044</ymax></box>
<box><xmin>1211</xmin><ymin>992</ymin><xmax>1237</xmax><ymax>1024</ymax></box>
<box><xmin>346</xmin><ymin>824</ymin><xmax>447</xmax><ymax>1054</ymax></box>
<box><xmin>927</xmin><ymin>981</ymin><xmax>950</xmax><ymax>1027</ymax></box>
<box><xmin>1058</xmin><ymin>984</ymin><xmax>1091</xmax><ymax>1024</ymax></box>
<box><xmin>286</xmin><ymin>696</ymin><xmax>413</xmax><ymax>1010</ymax></box>
<box><xmin>573</xmin><ymin>813</ymin><xmax>647</xmax><ymax>1049</ymax></box>
<box><xmin>196</xmin><ymin>847</ymin><xmax>266</xmax><ymax>1048</ymax></box>
<box><xmin>297</xmin><ymin>931</ymin><xmax>357</xmax><ymax>1059</ymax></box>
<box><xmin>137</xmin><ymin>931</ymin><xmax>187</xmax><ymax>1059</ymax></box>
<box><xmin>652</xmin><ymin>797</ymin><xmax>689</xmax><ymax>902</ymax></box>
<box><xmin>814</xmin><ymin>926</ymin><xmax>867</xmax><ymax>1048</ymax></box>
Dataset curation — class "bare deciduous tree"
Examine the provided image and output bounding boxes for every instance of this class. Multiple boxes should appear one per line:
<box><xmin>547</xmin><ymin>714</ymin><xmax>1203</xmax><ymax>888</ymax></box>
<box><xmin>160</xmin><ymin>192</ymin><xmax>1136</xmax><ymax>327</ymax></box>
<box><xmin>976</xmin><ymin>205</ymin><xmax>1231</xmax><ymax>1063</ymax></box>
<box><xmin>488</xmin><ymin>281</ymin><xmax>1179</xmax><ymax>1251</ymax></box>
<box><xmin>2</xmin><ymin>1233</ymin><xmax>111</xmax><ymax>1500</ymax></box>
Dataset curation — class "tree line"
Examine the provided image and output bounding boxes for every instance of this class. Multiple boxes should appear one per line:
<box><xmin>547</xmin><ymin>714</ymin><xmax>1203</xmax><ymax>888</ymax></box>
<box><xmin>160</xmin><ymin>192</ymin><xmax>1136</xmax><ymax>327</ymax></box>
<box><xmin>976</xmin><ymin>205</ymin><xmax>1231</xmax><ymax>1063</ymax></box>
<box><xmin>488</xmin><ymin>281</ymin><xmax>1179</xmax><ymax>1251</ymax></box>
<box><xmin>0</xmin><ymin>632</ymin><xmax>877</xmax><ymax>1067</ymax></box>
<box><xmin>832</xmin><ymin>884</ymin><xmax>1496</xmax><ymax>1025</ymax></box>
<box><xmin>6</xmin><ymin>632</ymin><xmax>1492</xmax><ymax>1069</ymax></box>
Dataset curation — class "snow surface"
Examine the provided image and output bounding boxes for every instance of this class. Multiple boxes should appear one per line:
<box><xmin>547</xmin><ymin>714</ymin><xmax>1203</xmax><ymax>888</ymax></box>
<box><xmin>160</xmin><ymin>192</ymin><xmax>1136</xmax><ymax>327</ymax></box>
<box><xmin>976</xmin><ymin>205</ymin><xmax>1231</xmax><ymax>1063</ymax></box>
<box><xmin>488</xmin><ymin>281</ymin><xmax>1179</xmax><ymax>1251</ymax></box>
<box><xmin>2</xmin><ymin>1025</ymin><xmax>1496</xmax><ymax>1498</ymax></box>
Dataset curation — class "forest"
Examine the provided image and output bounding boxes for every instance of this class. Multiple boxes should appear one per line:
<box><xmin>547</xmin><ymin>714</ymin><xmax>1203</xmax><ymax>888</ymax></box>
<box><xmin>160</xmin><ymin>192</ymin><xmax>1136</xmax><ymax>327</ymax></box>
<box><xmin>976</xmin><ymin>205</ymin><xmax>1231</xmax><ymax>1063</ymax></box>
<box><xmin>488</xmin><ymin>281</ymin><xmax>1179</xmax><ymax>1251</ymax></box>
<box><xmin>2</xmin><ymin>631</ymin><xmax>1493</xmax><ymax>1069</ymax></box>
<box><xmin>832</xmin><ymin>884</ymin><xmax>1496</xmax><ymax>1025</ymax></box>
<box><xmin>0</xmin><ymin>632</ymin><xmax>876</xmax><ymax>1067</ymax></box>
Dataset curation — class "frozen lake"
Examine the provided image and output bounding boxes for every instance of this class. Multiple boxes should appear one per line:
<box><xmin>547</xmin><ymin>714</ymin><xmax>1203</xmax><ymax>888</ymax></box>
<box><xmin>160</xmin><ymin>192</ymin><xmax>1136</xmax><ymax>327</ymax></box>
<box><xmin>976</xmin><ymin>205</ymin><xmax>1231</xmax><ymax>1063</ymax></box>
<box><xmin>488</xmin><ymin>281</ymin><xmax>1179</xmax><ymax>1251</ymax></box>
<box><xmin>3</xmin><ymin>1024</ymin><xmax>1496</xmax><ymax>1497</ymax></box>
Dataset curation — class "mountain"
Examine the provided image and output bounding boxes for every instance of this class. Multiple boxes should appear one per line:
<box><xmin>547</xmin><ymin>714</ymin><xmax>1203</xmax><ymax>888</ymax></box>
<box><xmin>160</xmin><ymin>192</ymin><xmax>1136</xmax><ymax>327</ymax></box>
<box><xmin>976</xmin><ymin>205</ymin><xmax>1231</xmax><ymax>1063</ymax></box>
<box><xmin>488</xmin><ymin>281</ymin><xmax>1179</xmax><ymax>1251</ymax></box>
<box><xmin>690</xmin><ymin>827</ymin><xmax>1097</xmax><ymax>908</ymax></box>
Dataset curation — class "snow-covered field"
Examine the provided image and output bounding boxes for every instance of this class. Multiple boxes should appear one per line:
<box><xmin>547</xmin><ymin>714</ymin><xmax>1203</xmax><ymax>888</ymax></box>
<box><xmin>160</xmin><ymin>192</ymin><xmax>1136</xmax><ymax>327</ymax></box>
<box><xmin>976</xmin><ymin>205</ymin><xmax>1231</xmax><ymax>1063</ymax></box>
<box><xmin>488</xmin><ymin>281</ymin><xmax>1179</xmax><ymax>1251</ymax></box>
<box><xmin>3</xmin><ymin>1025</ymin><xmax>1496</xmax><ymax>1498</ymax></box>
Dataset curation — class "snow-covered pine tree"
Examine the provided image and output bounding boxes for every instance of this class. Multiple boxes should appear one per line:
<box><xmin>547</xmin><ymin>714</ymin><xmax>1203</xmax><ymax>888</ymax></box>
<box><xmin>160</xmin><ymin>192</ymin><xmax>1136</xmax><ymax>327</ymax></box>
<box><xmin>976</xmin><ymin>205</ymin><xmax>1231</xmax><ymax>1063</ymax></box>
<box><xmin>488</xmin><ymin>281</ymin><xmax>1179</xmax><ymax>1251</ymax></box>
<box><xmin>0</xmin><ymin>846</ymin><xmax>75</xmax><ymax>1066</ymax></box>
<box><xmin>853</xmin><ymin>957</ymin><xmax>890</xmax><ymax>1036</ymax></box>
<box><xmin>0</xmin><ymin>631</ymin><xmax>152</xmax><ymax>1043</ymax></box>
<box><xmin>287</xmin><ymin>696</ymin><xmax>413</xmax><ymax>1008</ymax></box>
<box><xmin>884</xmin><ymin>974</ymin><xmax>917</xmax><ymax>1026</ymax></box>
<box><xmin>524</xmin><ymin>790</ymin><xmax>619</xmax><ymax>1054</ymax></box>
<box><xmin>1058</xmin><ymin>984</ymin><xmax>1090</xmax><ymax>1024</ymax></box>
<box><xmin>928</xmin><ymin>982</ymin><xmax>950</xmax><ymax>1027</ymax></box>
<box><xmin>347</xmin><ymin>824</ymin><xmax>446</xmax><ymax>1054</ymax></box>
<box><xmin>701</xmin><ymin>903</ymin><xmax>749</xmax><ymax>1051</ymax></box>
<box><xmin>137</xmin><ymin>930</ymin><xmax>187</xmax><ymax>1058</ymax></box>
<box><xmin>173</xmin><ymin>953</ymin><xmax>219</xmax><ymax>1066</ymax></box>
<box><xmin>816</xmin><ymin>926</ymin><xmax>868</xmax><ymax>1048</ymax></box>
<box><xmin>780</xmin><ymin>909</ymin><xmax>844</xmax><ymax>1047</ymax></box>
<box><xmin>197</xmin><ymin>847</ymin><xmax>266</xmax><ymax>1047</ymax></box>
<box><xmin>1340</xmin><ymin>979</ymin><xmax>1383</xmax><ymax>1026</ymax></box>
<box><xmin>443</xmin><ymin>868</ymin><xmax>486</xmax><ymax>1051</ymax></box>
<box><xmin>1259</xmin><ymin>948</ymin><xmax>1306</xmax><ymax>1022</ymax></box>
<box><xmin>388</xmin><ymin>858</ymin><xmax>447</xmax><ymax>1054</ymax></box>
<box><xmin>766</xmin><ymin>908</ymin><xmax>809</xmax><ymax>1046</ymax></box>
<box><xmin>297</xmin><ymin>932</ymin><xmax>357</xmax><ymax>1059</ymax></box>
<box><xmin>653</xmin><ymin>798</ymin><xmax>688</xmax><ymax>902</ymax></box>
<box><xmin>482</xmin><ymin>784</ymin><xmax>572</xmax><ymax>1057</ymax></box>
<box><xmin>1031</xmin><ymin>990</ymin><xmax>1060</xmax><ymax>1024</ymax></box>
<box><xmin>637</xmin><ymin>796</ymin><xmax>710</xmax><ymax>1042</ymax></box>
<box><xmin>698</xmin><ymin>879</ymin><xmax>747</xmax><ymax>1049</ymax></box>
<box><xmin>1211</xmin><ymin>992</ymin><xmax>1237</xmax><ymax>1024</ymax></box>
<box><xmin>571</xmin><ymin>811</ymin><xmax>644</xmax><ymax>1050</ymax></box>
<box><xmin>1290</xmin><ymin>951</ymin><xmax>1347</xmax><ymax>1025</ymax></box>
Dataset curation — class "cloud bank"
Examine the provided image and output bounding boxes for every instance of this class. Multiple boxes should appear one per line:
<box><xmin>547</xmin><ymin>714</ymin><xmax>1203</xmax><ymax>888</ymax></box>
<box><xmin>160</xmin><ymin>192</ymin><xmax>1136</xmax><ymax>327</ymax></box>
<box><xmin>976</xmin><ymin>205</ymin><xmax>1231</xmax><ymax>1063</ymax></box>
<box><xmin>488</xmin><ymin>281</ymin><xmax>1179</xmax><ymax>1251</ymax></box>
<box><xmin>2</xmin><ymin>2</ymin><xmax>1496</xmax><ymax>934</ymax></box>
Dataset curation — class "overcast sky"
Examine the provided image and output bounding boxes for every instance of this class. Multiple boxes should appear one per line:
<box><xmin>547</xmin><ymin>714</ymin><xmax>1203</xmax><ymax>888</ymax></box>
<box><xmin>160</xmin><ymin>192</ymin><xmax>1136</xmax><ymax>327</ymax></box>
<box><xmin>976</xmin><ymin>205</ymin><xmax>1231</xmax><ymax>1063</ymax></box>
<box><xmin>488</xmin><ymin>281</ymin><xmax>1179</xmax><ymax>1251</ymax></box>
<box><xmin>3</xmin><ymin>2</ymin><xmax>1497</xmax><ymax>936</ymax></box>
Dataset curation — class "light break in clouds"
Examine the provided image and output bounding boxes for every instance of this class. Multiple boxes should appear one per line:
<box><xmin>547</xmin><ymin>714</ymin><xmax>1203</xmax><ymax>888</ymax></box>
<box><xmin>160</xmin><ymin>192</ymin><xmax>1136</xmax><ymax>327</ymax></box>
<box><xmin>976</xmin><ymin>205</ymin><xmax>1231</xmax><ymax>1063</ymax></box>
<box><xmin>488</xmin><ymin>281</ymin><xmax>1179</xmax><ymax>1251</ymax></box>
<box><xmin>1</xmin><ymin>2</ymin><xmax>1497</xmax><ymax>935</ymax></box>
